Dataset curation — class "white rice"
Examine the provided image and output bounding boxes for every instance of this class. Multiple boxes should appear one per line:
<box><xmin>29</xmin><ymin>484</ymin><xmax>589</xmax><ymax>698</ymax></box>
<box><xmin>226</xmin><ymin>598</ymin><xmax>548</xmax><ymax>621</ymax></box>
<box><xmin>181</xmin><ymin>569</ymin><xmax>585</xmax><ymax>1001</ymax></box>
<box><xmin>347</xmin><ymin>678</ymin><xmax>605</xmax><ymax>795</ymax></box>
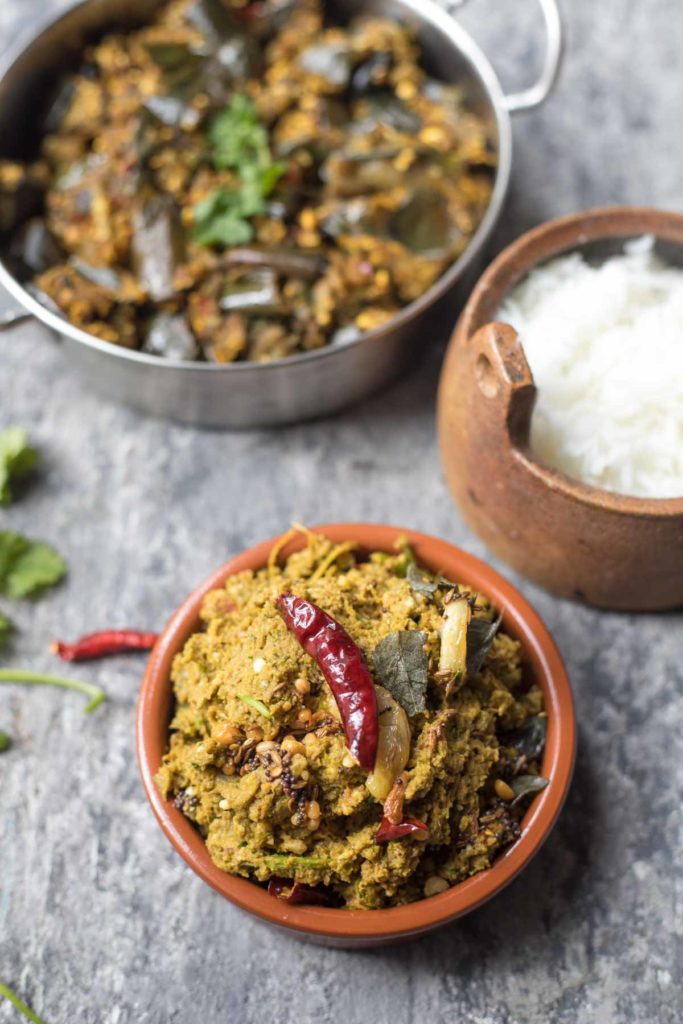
<box><xmin>498</xmin><ymin>236</ymin><xmax>683</xmax><ymax>498</ymax></box>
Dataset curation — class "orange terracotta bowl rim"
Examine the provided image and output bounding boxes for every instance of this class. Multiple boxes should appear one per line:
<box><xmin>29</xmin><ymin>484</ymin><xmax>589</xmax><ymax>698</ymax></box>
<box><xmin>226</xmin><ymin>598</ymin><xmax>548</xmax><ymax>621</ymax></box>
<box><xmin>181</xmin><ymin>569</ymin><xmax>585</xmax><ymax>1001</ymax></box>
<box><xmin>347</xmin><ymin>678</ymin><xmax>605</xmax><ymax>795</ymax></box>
<box><xmin>137</xmin><ymin>524</ymin><xmax>576</xmax><ymax>946</ymax></box>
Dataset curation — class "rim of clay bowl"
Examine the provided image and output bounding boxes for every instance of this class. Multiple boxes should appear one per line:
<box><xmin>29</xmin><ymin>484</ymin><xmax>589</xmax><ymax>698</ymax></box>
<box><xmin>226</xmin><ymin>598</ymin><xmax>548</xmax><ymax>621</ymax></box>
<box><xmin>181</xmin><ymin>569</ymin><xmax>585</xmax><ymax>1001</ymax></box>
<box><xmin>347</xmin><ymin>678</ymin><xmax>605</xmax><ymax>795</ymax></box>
<box><xmin>456</xmin><ymin>205</ymin><xmax>683</xmax><ymax>517</ymax></box>
<box><xmin>137</xmin><ymin>523</ymin><xmax>575</xmax><ymax>946</ymax></box>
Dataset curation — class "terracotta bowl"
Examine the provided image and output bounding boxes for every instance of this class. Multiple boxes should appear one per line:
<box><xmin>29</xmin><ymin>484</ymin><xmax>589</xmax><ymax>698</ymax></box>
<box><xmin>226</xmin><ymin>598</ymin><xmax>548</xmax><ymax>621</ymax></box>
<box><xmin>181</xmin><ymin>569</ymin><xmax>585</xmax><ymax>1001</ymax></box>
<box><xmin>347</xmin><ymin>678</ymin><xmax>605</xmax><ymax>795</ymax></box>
<box><xmin>137</xmin><ymin>523</ymin><xmax>575</xmax><ymax>947</ymax></box>
<box><xmin>437</xmin><ymin>207</ymin><xmax>683</xmax><ymax>611</ymax></box>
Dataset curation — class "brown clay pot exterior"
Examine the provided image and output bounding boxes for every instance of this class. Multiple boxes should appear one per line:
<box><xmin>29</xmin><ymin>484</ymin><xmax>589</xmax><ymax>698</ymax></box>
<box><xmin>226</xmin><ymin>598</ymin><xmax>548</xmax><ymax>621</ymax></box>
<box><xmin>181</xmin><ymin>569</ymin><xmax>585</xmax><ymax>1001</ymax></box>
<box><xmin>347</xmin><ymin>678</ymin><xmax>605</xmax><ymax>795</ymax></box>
<box><xmin>438</xmin><ymin>207</ymin><xmax>683</xmax><ymax>611</ymax></box>
<box><xmin>137</xmin><ymin>523</ymin><xmax>575</xmax><ymax>947</ymax></box>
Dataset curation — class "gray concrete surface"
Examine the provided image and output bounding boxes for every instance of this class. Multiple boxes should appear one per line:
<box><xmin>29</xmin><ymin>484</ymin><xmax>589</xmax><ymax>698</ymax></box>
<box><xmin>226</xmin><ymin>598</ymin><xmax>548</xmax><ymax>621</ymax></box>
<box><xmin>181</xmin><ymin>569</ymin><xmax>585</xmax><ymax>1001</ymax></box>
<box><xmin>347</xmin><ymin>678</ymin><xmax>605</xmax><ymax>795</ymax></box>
<box><xmin>1</xmin><ymin>1</ymin><xmax>682</xmax><ymax>1022</ymax></box>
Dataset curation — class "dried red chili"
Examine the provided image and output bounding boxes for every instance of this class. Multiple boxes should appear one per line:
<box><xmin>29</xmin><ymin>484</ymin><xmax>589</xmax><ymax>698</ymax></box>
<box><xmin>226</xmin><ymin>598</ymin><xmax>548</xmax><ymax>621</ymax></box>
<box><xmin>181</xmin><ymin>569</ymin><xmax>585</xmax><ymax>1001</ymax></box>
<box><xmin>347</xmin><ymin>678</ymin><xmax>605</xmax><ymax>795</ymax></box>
<box><xmin>276</xmin><ymin>593</ymin><xmax>378</xmax><ymax>771</ymax></box>
<box><xmin>51</xmin><ymin>629</ymin><xmax>158</xmax><ymax>662</ymax></box>
<box><xmin>375</xmin><ymin>816</ymin><xmax>429</xmax><ymax>843</ymax></box>
<box><xmin>267</xmin><ymin>878</ymin><xmax>332</xmax><ymax>906</ymax></box>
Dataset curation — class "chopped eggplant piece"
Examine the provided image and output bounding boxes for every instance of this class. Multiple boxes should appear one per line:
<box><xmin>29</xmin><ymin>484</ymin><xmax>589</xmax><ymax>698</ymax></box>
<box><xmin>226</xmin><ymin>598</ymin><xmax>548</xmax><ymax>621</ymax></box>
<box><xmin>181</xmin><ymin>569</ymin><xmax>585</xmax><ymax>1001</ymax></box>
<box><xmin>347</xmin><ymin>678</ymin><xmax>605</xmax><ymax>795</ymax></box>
<box><xmin>70</xmin><ymin>258</ymin><xmax>122</xmax><ymax>293</ymax></box>
<box><xmin>214</xmin><ymin>37</ymin><xmax>262</xmax><ymax>80</ymax></box>
<box><xmin>143</xmin><ymin>94</ymin><xmax>201</xmax><ymax>130</ymax></box>
<box><xmin>320</xmin><ymin>199</ymin><xmax>373</xmax><ymax>238</ymax></box>
<box><xmin>390</xmin><ymin>191</ymin><xmax>456</xmax><ymax>256</ymax></box>
<box><xmin>322</xmin><ymin>151</ymin><xmax>407</xmax><ymax>196</ymax></box>
<box><xmin>220</xmin><ymin>269</ymin><xmax>280</xmax><ymax>314</ymax></box>
<box><xmin>143</xmin><ymin>313</ymin><xmax>199</xmax><ymax>360</ymax></box>
<box><xmin>131</xmin><ymin>194</ymin><xmax>185</xmax><ymax>302</ymax></box>
<box><xmin>54</xmin><ymin>156</ymin><xmax>98</xmax><ymax>193</ymax></box>
<box><xmin>185</xmin><ymin>0</ymin><xmax>240</xmax><ymax>45</ymax></box>
<box><xmin>43</xmin><ymin>77</ymin><xmax>77</xmax><ymax>134</ymax></box>
<box><xmin>224</xmin><ymin>247</ymin><xmax>326</xmax><ymax>279</ymax></box>
<box><xmin>354</xmin><ymin>92</ymin><xmax>421</xmax><ymax>134</ymax></box>
<box><xmin>350</xmin><ymin>52</ymin><xmax>393</xmax><ymax>95</ymax></box>
<box><xmin>9</xmin><ymin>218</ymin><xmax>61</xmax><ymax>275</ymax></box>
<box><xmin>298</xmin><ymin>42</ymin><xmax>351</xmax><ymax>89</ymax></box>
<box><xmin>145</xmin><ymin>42</ymin><xmax>206</xmax><ymax>76</ymax></box>
<box><xmin>0</xmin><ymin>171</ymin><xmax>44</xmax><ymax>235</ymax></box>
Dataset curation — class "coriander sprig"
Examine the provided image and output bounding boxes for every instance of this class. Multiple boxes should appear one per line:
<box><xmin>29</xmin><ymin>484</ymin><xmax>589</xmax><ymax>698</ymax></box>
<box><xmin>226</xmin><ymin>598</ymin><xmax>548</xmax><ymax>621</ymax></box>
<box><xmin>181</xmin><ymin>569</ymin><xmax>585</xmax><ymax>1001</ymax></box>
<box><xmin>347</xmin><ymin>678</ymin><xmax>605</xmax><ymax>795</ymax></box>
<box><xmin>0</xmin><ymin>669</ymin><xmax>105</xmax><ymax>713</ymax></box>
<box><xmin>0</xmin><ymin>981</ymin><xmax>49</xmax><ymax>1024</ymax></box>
<box><xmin>193</xmin><ymin>94</ymin><xmax>285</xmax><ymax>248</ymax></box>
<box><xmin>0</xmin><ymin>427</ymin><xmax>38</xmax><ymax>506</ymax></box>
<box><xmin>0</xmin><ymin>530</ymin><xmax>66</xmax><ymax>599</ymax></box>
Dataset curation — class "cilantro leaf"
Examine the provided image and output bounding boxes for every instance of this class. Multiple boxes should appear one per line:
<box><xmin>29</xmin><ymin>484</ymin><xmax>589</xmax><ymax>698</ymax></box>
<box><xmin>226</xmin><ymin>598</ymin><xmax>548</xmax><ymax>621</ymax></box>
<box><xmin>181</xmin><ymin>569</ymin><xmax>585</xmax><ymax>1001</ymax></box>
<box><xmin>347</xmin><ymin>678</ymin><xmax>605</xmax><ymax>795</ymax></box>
<box><xmin>193</xmin><ymin>190</ymin><xmax>257</xmax><ymax>247</ymax></box>
<box><xmin>0</xmin><ymin>612</ymin><xmax>12</xmax><ymax>650</ymax></box>
<box><xmin>0</xmin><ymin>427</ymin><xmax>38</xmax><ymax>505</ymax></box>
<box><xmin>194</xmin><ymin>94</ymin><xmax>285</xmax><ymax>249</ymax></box>
<box><xmin>0</xmin><ymin>530</ymin><xmax>66</xmax><ymax>598</ymax></box>
<box><xmin>209</xmin><ymin>94</ymin><xmax>270</xmax><ymax>171</ymax></box>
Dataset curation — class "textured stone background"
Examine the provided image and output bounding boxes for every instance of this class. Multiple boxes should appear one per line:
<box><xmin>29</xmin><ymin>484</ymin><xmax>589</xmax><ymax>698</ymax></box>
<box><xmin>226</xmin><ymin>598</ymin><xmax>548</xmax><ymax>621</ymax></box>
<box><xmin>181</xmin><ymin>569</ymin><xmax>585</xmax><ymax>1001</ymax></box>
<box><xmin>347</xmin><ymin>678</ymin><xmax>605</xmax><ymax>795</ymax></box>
<box><xmin>1</xmin><ymin>1</ymin><xmax>682</xmax><ymax>1022</ymax></box>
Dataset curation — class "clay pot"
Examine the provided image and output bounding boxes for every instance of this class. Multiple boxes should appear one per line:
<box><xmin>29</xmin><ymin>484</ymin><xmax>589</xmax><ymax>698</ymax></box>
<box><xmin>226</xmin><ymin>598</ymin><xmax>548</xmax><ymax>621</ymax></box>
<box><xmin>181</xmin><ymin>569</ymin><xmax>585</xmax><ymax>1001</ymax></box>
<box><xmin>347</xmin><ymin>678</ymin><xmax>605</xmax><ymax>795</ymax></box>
<box><xmin>137</xmin><ymin>523</ymin><xmax>575</xmax><ymax>947</ymax></box>
<box><xmin>438</xmin><ymin>207</ymin><xmax>683</xmax><ymax>611</ymax></box>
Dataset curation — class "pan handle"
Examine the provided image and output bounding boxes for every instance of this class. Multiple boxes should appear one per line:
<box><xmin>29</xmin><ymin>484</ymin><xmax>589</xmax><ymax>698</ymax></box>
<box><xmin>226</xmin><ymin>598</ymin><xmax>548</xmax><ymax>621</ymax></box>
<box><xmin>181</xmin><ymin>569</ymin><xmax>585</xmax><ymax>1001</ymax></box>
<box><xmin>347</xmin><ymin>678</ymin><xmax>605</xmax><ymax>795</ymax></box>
<box><xmin>445</xmin><ymin>0</ymin><xmax>563</xmax><ymax>113</ymax></box>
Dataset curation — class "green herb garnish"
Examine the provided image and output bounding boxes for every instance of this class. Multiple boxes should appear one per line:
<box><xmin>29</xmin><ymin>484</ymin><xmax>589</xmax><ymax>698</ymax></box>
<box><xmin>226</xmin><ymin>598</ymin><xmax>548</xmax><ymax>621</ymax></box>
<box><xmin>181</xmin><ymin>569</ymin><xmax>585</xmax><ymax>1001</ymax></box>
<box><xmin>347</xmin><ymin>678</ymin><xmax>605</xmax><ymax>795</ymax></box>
<box><xmin>193</xmin><ymin>94</ymin><xmax>285</xmax><ymax>248</ymax></box>
<box><xmin>0</xmin><ymin>530</ymin><xmax>66</xmax><ymax>598</ymax></box>
<box><xmin>0</xmin><ymin>669</ymin><xmax>105</xmax><ymax>713</ymax></box>
<box><xmin>372</xmin><ymin>629</ymin><xmax>429</xmax><ymax>717</ymax></box>
<box><xmin>0</xmin><ymin>612</ymin><xmax>12</xmax><ymax>649</ymax></box>
<box><xmin>0</xmin><ymin>981</ymin><xmax>49</xmax><ymax>1024</ymax></box>
<box><xmin>0</xmin><ymin>730</ymin><xmax>11</xmax><ymax>752</ymax></box>
<box><xmin>0</xmin><ymin>427</ymin><xmax>38</xmax><ymax>505</ymax></box>
<box><xmin>237</xmin><ymin>693</ymin><xmax>272</xmax><ymax>719</ymax></box>
<box><xmin>209</xmin><ymin>93</ymin><xmax>271</xmax><ymax>171</ymax></box>
<box><xmin>193</xmin><ymin>188</ymin><xmax>259</xmax><ymax>247</ymax></box>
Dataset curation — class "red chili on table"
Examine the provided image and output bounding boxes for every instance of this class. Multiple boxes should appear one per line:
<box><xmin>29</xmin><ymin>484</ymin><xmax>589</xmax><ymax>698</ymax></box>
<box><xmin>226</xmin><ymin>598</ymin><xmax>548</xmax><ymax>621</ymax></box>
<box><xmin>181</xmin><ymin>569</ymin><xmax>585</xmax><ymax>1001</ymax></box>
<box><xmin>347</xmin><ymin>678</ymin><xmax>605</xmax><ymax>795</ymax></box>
<box><xmin>267</xmin><ymin>878</ymin><xmax>332</xmax><ymax>906</ymax></box>
<box><xmin>375</xmin><ymin>816</ymin><xmax>429</xmax><ymax>843</ymax></box>
<box><xmin>51</xmin><ymin>629</ymin><xmax>158</xmax><ymax>662</ymax></box>
<box><xmin>276</xmin><ymin>593</ymin><xmax>378</xmax><ymax>771</ymax></box>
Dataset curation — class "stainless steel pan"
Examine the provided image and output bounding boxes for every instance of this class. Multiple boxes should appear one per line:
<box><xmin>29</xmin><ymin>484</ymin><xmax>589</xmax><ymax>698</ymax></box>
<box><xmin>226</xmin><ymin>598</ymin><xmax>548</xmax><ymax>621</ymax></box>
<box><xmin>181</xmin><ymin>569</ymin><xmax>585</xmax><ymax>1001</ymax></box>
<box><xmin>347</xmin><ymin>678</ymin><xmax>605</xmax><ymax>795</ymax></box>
<box><xmin>0</xmin><ymin>0</ymin><xmax>562</xmax><ymax>427</ymax></box>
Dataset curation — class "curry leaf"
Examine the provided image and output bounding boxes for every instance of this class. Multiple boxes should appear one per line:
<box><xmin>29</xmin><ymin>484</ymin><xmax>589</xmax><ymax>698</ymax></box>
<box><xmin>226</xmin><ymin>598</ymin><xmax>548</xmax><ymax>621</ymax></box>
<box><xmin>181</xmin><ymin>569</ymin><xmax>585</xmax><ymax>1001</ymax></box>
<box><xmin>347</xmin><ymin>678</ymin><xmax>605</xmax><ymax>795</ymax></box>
<box><xmin>406</xmin><ymin>563</ymin><xmax>460</xmax><ymax>599</ymax></box>
<box><xmin>466</xmin><ymin>610</ymin><xmax>503</xmax><ymax>677</ymax></box>
<box><xmin>510</xmin><ymin>774</ymin><xmax>549</xmax><ymax>806</ymax></box>
<box><xmin>502</xmin><ymin>715</ymin><xmax>547</xmax><ymax>761</ymax></box>
<box><xmin>0</xmin><ymin>730</ymin><xmax>11</xmax><ymax>752</ymax></box>
<box><xmin>0</xmin><ymin>530</ymin><xmax>66</xmax><ymax>598</ymax></box>
<box><xmin>406</xmin><ymin>563</ymin><xmax>438</xmax><ymax>597</ymax></box>
<box><xmin>0</xmin><ymin>427</ymin><xmax>38</xmax><ymax>505</ymax></box>
<box><xmin>372</xmin><ymin>630</ymin><xmax>428</xmax><ymax>717</ymax></box>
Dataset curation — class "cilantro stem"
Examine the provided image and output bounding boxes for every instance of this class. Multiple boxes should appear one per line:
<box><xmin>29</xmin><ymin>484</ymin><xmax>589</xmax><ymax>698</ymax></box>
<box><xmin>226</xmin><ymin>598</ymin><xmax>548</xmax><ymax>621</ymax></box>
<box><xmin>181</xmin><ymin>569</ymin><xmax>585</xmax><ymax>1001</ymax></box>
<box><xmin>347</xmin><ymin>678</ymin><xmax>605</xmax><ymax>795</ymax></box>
<box><xmin>237</xmin><ymin>693</ymin><xmax>272</xmax><ymax>719</ymax></box>
<box><xmin>0</xmin><ymin>670</ymin><xmax>105</xmax><ymax>712</ymax></box>
<box><xmin>0</xmin><ymin>982</ymin><xmax>48</xmax><ymax>1024</ymax></box>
